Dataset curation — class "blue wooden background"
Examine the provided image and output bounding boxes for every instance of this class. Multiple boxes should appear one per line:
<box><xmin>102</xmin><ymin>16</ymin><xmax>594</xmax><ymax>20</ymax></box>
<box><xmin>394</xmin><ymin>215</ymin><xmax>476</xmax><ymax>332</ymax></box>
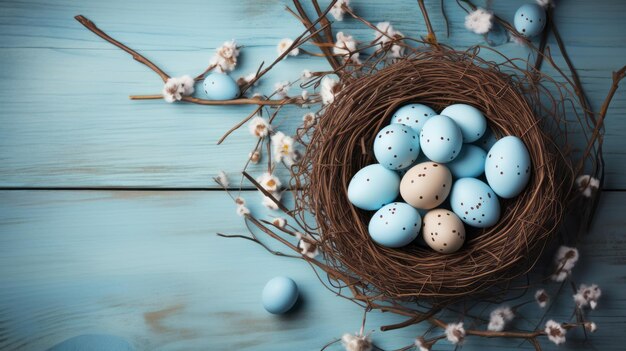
<box><xmin>0</xmin><ymin>0</ymin><xmax>624</xmax><ymax>350</ymax></box>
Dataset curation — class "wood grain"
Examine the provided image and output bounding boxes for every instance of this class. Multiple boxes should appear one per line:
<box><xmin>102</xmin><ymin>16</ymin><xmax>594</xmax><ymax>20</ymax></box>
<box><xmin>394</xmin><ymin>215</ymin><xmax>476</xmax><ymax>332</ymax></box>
<box><xmin>0</xmin><ymin>0</ymin><xmax>624</xmax><ymax>189</ymax></box>
<box><xmin>0</xmin><ymin>190</ymin><xmax>625</xmax><ymax>350</ymax></box>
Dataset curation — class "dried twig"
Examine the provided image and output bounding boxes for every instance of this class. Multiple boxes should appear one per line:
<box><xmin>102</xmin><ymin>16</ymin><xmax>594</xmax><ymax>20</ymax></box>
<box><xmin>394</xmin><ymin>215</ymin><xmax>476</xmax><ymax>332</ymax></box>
<box><xmin>129</xmin><ymin>94</ymin><xmax>314</xmax><ymax>106</ymax></box>
<box><xmin>75</xmin><ymin>15</ymin><xmax>169</xmax><ymax>82</ymax></box>
<box><xmin>417</xmin><ymin>0</ymin><xmax>437</xmax><ymax>44</ymax></box>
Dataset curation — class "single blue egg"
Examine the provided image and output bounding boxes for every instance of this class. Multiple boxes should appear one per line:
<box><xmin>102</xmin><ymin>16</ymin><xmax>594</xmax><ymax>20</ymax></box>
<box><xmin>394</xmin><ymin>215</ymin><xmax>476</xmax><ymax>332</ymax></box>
<box><xmin>203</xmin><ymin>72</ymin><xmax>240</xmax><ymax>100</ymax></box>
<box><xmin>474</xmin><ymin>126</ymin><xmax>498</xmax><ymax>151</ymax></box>
<box><xmin>419</xmin><ymin>115</ymin><xmax>463</xmax><ymax>163</ymax></box>
<box><xmin>514</xmin><ymin>3</ymin><xmax>546</xmax><ymax>38</ymax></box>
<box><xmin>374</xmin><ymin>124</ymin><xmax>421</xmax><ymax>170</ymax></box>
<box><xmin>262</xmin><ymin>276</ymin><xmax>299</xmax><ymax>314</ymax></box>
<box><xmin>450</xmin><ymin>178</ymin><xmax>500</xmax><ymax>228</ymax></box>
<box><xmin>389</xmin><ymin>103</ymin><xmax>437</xmax><ymax>134</ymax></box>
<box><xmin>485</xmin><ymin>136</ymin><xmax>531</xmax><ymax>198</ymax></box>
<box><xmin>368</xmin><ymin>202</ymin><xmax>421</xmax><ymax>248</ymax></box>
<box><xmin>348</xmin><ymin>164</ymin><xmax>400</xmax><ymax>211</ymax></box>
<box><xmin>447</xmin><ymin>144</ymin><xmax>487</xmax><ymax>178</ymax></box>
<box><xmin>441</xmin><ymin>104</ymin><xmax>487</xmax><ymax>143</ymax></box>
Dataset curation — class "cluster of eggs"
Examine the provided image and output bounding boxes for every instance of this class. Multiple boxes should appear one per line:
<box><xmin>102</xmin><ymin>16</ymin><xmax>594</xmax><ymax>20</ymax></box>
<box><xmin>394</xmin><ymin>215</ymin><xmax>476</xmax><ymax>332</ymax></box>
<box><xmin>348</xmin><ymin>103</ymin><xmax>531</xmax><ymax>254</ymax></box>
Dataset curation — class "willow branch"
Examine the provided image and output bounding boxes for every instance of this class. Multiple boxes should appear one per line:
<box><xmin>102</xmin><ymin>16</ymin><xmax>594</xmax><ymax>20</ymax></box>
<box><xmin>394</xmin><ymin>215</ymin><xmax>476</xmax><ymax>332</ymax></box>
<box><xmin>217</xmin><ymin>232</ymin><xmax>298</xmax><ymax>258</ymax></box>
<box><xmin>195</xmin><ymin>63</ymin><xmax>217</xmax><ymax>81</ymax></box>
<box><xmin>292</xmin><ymin>0</ymin><xmax>341</xmax><ymax>71</ymax></box>
<box><xmin>599</xmin><ymin>66</ymin><xmax>626</xmax><ymax>122</ymax></box>
<box><xmin>533</xmin><ymin>7</ymin><xmax>552</xmax><ymax>71</ymax></box>
<box><xmin>241</xmin><ymin>171</ymin><xmax>291</xmax><ymax>213</ymax></box>
<box><xmin>242</xmin><ymin>20</ymin><xmax>331</xmax><ymax>92</ymax></box>
<box><xmin>579</xmin><ymin>65</ymin><xmax>626</xmax><ymax>167</ymax></box>
<box><xmin>417</xmin><ymin>0</ymin><xmax>437</xmax><ymax>44</ymax></box>
<box><xmin>74</xmin><ymin>15</ymin><xmax>169</xmax><ymax>82</ymax></box>
<box><xmin>129</xmin><ymin>94</ymin><xmax>316</xmax><ymax>106</ymax></box>
<box><xmin>457</xmin><ymin>0</ymin><xmax>529</xmax><ymax>46</ymax></box>
<box><xmin>218</xmin><ymin>106</ymin><xmax>262</xmax><ymax>145</ymax></box>
<box><xmin>312</xmin><ymin>0</ymin><xmax>335</xmax><ymax>47</ymax></box>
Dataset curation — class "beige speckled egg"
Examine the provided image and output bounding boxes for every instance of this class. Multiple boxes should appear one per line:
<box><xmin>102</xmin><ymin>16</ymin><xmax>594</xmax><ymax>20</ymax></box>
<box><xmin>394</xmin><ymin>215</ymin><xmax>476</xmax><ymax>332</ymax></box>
<box><xmin>422</xmin><ymin>209</ymin><xmax>465</xmax><ymax>253</ymax></box>
<box><xmin>400</xmin><ymin>162</ymin><xmax>452</xmax><ymax>209</ymax></box>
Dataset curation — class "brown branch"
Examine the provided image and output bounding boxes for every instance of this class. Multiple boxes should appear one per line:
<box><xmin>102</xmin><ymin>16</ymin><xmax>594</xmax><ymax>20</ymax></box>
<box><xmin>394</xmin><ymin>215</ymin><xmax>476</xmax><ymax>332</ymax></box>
<box><xmin>534</xmin><ymin>7</ymin><xmax>552</xmax><ymax>71</ymax></box>
<box><xmin>242</xmin><ymin>20</ymin><xmax>332</xmax><ymax>92</ymax></box>
<box><xmin>343</xmin><ymin>6</ymin><xmax>396</xmax><ymax>44</ymax></box>
<box><xmin>74</xmin><ymin>15</ymin><xmax>169</xmax><ymax>82</ymax></box>
<box><xmin>129</xmin><ymin>94</ymin><xmax>315</xmax><ymax>106</ymax></box>
<box><xmin>457</xmin><ymin>0</ymin><xmax>529</xmax><ymax>46</ymax></box>
<box><xmin>291</xmin><ymin>0</ymin><xmax>341</xmax><ymax>71</ymax></box>
<box><xmin>417</xmin><ymin>0</ymin><xmax>437</xmax><ymax>44</ymax></box>
<box><xmin>599</xmin><ymin>66</ymin><xmax>626</xmax><ymax>121</ymax></box>
<box><xmin>217</xmin><ymin>232</ymin><xmax>299</xmax><ymax>258</ymax></box>
<box><xmin>579</xmin><ymin>65</ymin><xmax>626</xmax><ymax>167</ymax></box>
<box><xmin>241</xmin><ymin>171</ymin><xmax>291</xmax><ymax>213</ymax></box>
<box><xmin>218</xmin><ymin>106</ymin><xmax>263</xmax><ymax>145</ymax></box>
<box><xmin>195</xmin><ymin>63</ymin><xmax>217</xmax><ymax>81</ymax></box>
<box><xmin>312</xmin><ymin>0</ymin><xmax>335</xmax><ymax>47</ymax></box>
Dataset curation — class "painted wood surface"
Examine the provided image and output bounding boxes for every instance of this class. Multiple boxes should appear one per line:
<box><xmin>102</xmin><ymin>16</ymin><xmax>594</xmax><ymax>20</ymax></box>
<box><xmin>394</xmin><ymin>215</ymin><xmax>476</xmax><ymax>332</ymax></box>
<box><xmin>0</xmin><ymin>0</ymin><xmax>624</xmax><ymax>188</ymax></box>
<box><xmin>0</xmin><ymin>0</ymin><xmax>625</xmax><ymax>350</ymax></box>
<box><xmin>1</xmin><ymin>190</ymin><xmax>625</xmax><ymax>350</ymax></box>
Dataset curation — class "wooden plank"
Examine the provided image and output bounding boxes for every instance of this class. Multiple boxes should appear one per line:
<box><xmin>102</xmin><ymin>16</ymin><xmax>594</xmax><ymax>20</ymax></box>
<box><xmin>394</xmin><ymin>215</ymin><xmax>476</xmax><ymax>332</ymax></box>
<box><xmin>0</xmin><ymin>190</ymin><xmax>624</xmax><ymax>350</ymax></box>
<box><xmin>0</xmin><ymin>0</ymin><xmax>624</xmax><ymax>189</ymax></box>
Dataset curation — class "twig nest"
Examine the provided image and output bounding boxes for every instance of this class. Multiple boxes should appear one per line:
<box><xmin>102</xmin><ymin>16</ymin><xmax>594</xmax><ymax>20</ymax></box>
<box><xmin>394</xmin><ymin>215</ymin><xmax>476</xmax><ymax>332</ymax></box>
<box><xmin>296</xmin><ymin>51</ymin><xmax>568</xmax><ymax>302</ymax></box>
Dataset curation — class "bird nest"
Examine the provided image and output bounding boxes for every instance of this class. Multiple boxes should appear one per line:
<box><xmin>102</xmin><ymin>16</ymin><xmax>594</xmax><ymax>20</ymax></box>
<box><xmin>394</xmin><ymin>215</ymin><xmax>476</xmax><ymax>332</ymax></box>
<box><xmin>292</xmin><ymin>47</ymin><xmax>578</xmax><ymax>309</ymax></box>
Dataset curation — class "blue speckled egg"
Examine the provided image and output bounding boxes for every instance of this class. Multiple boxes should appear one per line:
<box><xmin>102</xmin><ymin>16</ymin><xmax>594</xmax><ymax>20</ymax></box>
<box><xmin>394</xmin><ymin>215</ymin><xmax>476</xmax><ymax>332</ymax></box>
<box><xmin>441</xmin><ymin>104</ymin><xmax>487</xmax><ymax>143</ymax></box>
<box><xmin>348</xmin><ymin>164</ymin><xmax>400</xmax><ymax>211</ymax></box>
<box><xmin>450</xmin><ymin>178</ymin><xmax>500</xmax><ymax>228</ymax></box>
<box><xmin>447</xmin><ymin>144</ymin><xmax>487</xmax><ymax>178</ymax></box>
<box><xmin>368</xmin><ymin>202</ymin><xmax>421</xmax><ymax>248</ymax></box>
<box><xmin>374</xmin><ymin>124</ymin><xmax>421</xmax><ymax>170</ymax></box>
<box><xmin>390</xmin><ymin>103</ymin><xmax>437</xmax><ymax>134</ymax></box>
<box><xmin>419</xmin><ymin>115</ymin><xmax>463</xmax><ymax>163</ymax></box>
<box><xmin>474</xmin><ymin>127</ymin><xmax>498</xmax><ymax>151</ymax></box>
<box><xmin>262</xmin><ymin>276</ymin><xmax>299</xmax><ymax>314</ymax></box>
<box><xmin>514</xmin><ymin>3</ymin><xmax>546</xmax><ymax>38</ymax></box>
<box><xmin>203</xmin><ymin>72</ymin><xmax>240</xmax><ymax>100</ymax></box>
<box><xmin>485</xmin><ymin>136</ymin><xmax>531</xmax><ymax>198</ymax></box>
